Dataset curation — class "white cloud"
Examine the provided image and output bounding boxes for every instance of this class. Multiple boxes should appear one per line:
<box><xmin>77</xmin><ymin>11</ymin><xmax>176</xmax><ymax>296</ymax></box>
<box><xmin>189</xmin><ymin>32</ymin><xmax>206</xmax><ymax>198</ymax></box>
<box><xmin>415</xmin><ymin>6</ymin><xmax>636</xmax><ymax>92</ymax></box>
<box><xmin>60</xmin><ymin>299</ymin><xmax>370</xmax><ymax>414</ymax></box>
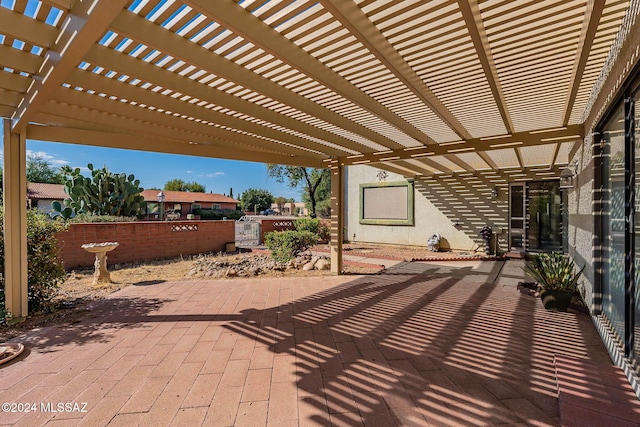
<box><xmin>203</xmin><ymin>172</ymin><xmax>225</xmax><ymax>178</ymax></box>
<box><xmin>26</xmin><ymin>150</ymin><xmax>69</xmax><ymax>165</ymax></box>
<box><xmin>186</xmin><ymin>170</ymin><xmax>194</xmax><ymax>174</ymax></box>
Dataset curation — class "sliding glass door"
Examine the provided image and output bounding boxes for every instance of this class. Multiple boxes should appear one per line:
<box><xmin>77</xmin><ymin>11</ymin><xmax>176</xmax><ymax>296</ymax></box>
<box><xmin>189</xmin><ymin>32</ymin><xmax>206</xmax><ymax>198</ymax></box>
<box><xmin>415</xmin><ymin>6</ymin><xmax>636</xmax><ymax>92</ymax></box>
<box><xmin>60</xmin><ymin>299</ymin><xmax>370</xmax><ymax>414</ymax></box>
<box><xmin>601</xmin><ymin>103</ymin><xmax>626</xmax><ymax>344</ymax></box>
<box><xmin>599</xmin><ymin>79</ymin><xmax>639</xmax><ymax>368</ymax></box>
<box><xmin>508</xmin><ymin>181</ymin><xmax>564</xmax><ymax>253</ymax></box>
<box><xmin>527</xmin><ymin>181</ymin><xmax>563</xmax><ymax>252</ymax></box>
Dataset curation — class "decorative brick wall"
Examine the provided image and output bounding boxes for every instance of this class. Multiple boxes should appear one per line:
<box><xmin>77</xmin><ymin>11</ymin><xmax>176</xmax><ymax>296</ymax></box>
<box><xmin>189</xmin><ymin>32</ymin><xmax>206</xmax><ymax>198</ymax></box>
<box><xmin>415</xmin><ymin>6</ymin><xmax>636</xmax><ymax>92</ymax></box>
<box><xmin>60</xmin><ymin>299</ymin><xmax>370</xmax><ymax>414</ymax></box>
<box><xmin>259</xmin><ymin>218</ymin><xmax>296</xmax><ymax>242</ymax></box>
<box><xmin>57</xmin><ymin>220</ymin><xmax>235</xmax><ymax>269</ymax></box>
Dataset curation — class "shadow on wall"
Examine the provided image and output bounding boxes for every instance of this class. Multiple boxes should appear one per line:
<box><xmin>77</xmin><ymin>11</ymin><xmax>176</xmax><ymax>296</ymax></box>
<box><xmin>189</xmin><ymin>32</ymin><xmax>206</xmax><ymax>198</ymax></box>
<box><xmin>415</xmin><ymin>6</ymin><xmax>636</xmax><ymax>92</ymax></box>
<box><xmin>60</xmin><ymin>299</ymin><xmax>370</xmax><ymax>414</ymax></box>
<box><xmin>413</xmin><ymin>167</ymin><xmax>564</xmax><ymax>252</ymax></box>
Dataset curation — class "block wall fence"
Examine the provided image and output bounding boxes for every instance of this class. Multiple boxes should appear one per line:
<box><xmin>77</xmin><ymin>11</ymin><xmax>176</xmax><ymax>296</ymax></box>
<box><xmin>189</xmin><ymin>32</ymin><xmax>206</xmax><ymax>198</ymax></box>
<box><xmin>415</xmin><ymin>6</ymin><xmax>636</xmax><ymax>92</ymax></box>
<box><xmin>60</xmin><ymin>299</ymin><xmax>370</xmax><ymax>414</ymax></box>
<box><xmin>259</xmin><ymin>218</ymin><xmax>296</xmax><ymax>242</ymax></box>
<box><xmin>55</xmin><ymin>218</ymin><xmax>317</xmax><ymax>269</ymax></box>
<box><xmin>56</xmin><ymin>220</ymin><xmax>236</xmax><ymax>269</ymax></box>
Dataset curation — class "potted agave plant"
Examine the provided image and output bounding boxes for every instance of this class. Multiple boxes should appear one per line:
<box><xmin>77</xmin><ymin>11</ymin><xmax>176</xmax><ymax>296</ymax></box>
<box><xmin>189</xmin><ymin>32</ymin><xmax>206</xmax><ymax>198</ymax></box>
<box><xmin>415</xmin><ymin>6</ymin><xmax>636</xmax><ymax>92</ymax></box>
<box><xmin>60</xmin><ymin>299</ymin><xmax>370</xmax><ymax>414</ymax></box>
<box><xmin>523</xmin><ymin>252</ymin><xmax>584</xmax><ymax>312</ymax></box>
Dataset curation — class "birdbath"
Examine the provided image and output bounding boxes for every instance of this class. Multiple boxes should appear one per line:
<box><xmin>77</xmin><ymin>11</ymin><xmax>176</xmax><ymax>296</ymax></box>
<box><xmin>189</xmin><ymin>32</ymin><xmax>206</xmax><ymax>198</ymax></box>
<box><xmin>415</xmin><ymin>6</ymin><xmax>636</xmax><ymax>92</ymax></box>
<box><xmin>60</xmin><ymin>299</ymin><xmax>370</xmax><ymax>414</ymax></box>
<box><xmin>81</xmin><ymin>242</ymin><xmax>119</xmax><ymax>285</ymax></box>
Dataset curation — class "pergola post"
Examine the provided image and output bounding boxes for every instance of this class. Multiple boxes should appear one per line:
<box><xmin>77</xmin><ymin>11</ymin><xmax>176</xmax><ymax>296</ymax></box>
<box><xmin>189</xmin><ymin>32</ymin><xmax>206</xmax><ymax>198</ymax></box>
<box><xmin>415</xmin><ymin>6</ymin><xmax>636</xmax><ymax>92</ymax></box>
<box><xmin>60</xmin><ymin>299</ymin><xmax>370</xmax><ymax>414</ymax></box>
<box><xmin>3</xmin><ymin>119</ymin><xmax>28</xmax><ymax>318</ymax></box>
<box><xmin>330</xmin><ymin>161</ymin><xmax>343</xmax><ymax>275</ymax></box>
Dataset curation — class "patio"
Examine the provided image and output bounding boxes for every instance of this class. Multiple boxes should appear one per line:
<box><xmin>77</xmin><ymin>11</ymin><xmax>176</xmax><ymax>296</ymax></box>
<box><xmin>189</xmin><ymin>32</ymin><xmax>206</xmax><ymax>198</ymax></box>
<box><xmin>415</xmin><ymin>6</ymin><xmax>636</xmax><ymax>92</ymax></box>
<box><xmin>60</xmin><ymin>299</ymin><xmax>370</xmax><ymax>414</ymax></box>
<box><xmin>0</xmin><ymin>260</ymin><xmax>617</xmax><ymax>426</ymax></box>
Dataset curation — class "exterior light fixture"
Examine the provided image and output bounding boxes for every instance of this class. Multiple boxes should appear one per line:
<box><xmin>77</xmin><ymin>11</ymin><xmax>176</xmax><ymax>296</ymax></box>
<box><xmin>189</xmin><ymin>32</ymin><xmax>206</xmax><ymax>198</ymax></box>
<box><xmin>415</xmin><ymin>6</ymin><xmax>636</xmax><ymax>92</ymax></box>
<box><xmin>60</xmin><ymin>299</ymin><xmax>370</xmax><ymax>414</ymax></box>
<box><xmin>560</xmin><ymin>161</ymin><xmax>579</xmax><ymax>189</ymax></box>
<box><xmin>490</xmin><ymin>187</ymin><xmax>498</xmax><ymax>199</ymax></box>
<box><xmin>157</xmin><ymin>190</ymin><xmax>165</xmax><ymax>221</ymax></box>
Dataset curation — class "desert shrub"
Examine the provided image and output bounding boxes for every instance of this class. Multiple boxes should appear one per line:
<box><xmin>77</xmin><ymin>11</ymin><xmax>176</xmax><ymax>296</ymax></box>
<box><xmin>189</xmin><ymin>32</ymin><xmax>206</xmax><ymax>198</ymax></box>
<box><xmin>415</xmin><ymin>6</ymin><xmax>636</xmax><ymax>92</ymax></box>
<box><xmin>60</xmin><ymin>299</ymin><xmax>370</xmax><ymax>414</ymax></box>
<box><xmin>317</xmin><ymin>220</ymin><xmax>330</xmax><ymax>242</ymax></box>
<box><xmin>264</xmin><ymin>230</ymin><xmax>318</xmax><ymax>263</ymax></box>
<box><xmin>67</xmin><ymin>213</ymin><xmax>138</xmax><ymax>223</ymax></box>
<box><xmin>197</xmin><ymin>209</ymin><xmax>243</xmax><ymax>220</ymax></box>
<box><xmin>0</xmin><ymin>207</ymin><xmax>67</xmax><ymax>320</ymax></box>
<box><xmin>223</xmin><ymin>210</ymin><xmax>244</xmax><ymax>220</ymax></box>
<box><xmin>294</xmin><ymin>217</ymin><xmax>320</xmax><ymax>234</ymax></box>
<box><xmin>294</xmin><ymin>217</ymin><xmax>330</xmax><ymax>242</ymax></box>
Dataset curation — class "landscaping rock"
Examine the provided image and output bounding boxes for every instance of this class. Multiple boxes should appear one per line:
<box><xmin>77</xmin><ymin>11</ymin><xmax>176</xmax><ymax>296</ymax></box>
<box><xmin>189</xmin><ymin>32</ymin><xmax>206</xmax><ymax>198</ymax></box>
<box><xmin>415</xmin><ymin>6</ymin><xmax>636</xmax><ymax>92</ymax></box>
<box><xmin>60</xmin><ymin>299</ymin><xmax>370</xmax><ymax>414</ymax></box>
<box><xmin>315</xmin><ymin>259</ymin><xmax>330</xmax><ymax>270</ymax></box>
<box><xmin>189</xmin><ymin>251</ymin><xmax>333</xmax><ymax>279</ymax></box>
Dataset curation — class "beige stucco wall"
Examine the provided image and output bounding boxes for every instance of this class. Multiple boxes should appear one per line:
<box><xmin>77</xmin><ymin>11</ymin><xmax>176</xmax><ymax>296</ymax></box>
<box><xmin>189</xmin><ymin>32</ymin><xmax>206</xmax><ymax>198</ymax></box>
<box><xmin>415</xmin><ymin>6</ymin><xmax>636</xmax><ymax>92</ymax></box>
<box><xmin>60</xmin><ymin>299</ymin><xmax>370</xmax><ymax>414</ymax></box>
<box><xmin>570</xmin><ymin>2</ymin><xmax>640</xmax><ymax>312</ymax></box>
<box><xmin>566</xmin><ymin>3</ymin><xmax>640</xmax><ymax>397</ymax></box>
<box><xmin>345</xmin><ymin>165</ymin><xmax>509</xmax><ymax>251</ymax></box>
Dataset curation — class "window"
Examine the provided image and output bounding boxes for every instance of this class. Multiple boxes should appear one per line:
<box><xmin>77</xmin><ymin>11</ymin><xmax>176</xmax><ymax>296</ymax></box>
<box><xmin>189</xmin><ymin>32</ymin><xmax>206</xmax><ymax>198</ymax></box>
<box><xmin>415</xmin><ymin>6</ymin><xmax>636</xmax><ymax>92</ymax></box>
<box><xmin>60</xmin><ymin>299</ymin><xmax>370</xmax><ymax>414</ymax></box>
<box><xmin>213</xmin><ymin>204</ymin><xmax>221</xmax><ymax>210</ymax></box>
<box><xmin>191</xmin><ymin>204</ymin><xmax>201</xmax><ymax>213</ymax></box>
<box><xmin>359</xmin><ymin>180</ymin><xmax>414</xmax><ymax>225</ymax></box>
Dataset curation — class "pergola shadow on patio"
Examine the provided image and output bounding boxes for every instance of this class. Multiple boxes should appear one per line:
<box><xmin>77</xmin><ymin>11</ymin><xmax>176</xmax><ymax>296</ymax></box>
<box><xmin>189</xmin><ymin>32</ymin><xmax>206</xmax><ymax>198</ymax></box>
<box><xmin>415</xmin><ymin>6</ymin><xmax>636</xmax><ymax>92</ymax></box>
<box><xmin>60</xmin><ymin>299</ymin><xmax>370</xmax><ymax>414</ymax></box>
<box><xmin>1</xmin><ymin>261</ymin><xmax>609</xmax><ymax>426</ymax></box>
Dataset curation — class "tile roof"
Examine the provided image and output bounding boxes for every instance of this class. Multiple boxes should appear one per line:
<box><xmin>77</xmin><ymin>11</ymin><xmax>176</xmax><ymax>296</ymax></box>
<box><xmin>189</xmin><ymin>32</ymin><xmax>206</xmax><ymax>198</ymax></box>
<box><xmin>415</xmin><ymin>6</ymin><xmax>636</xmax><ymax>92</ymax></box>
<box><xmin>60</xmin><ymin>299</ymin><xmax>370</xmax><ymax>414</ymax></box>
<box><xmin>25</xmin><ymin>184</ymin><xmax>239</xmax><ymax>205</ymax></box>
<box><xmin>26</xmin><ymin>183</ymin><xmax>67</xmax><ymax>200</ymax></box>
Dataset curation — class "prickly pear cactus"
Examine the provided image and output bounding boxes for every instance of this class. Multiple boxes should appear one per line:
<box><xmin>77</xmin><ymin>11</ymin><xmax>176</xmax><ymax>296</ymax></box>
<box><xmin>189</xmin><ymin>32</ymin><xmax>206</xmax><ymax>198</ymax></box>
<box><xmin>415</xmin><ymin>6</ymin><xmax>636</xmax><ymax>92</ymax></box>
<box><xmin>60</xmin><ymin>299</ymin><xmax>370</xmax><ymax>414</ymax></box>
<box><xmin>52</xmin><ymin>164</ymin><xmax>146</xmax><ymax>219</ymax></box>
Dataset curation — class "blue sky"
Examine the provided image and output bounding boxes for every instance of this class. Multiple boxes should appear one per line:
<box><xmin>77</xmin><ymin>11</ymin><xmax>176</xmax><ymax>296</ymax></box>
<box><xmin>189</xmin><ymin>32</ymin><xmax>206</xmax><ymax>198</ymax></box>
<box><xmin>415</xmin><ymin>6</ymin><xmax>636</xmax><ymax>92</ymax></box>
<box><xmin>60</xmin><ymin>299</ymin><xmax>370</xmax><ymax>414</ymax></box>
<box><xmin>25</xmin><ymin>140</ymin><xmax>303</xmax><ymax>201</ymax></box>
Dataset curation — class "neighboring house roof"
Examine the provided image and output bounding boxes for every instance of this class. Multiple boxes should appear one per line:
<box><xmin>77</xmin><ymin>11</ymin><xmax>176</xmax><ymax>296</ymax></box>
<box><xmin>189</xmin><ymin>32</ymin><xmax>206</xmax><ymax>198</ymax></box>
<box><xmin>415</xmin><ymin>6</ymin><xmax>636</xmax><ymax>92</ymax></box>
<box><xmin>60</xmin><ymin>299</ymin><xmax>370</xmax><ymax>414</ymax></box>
<box><xmin>25</xmin><ymin>184</ymin><xmax>239</xmax><ymax>205</ymax></box>
<box><xmin>27</xmin><ymin>183</ymin><xmax>66</xmax><ymax>200</ymax></box>
<box><xmin>141</xmin><ymin>190</ymin><xmax>239</xmax><ymax>205</ymax></box>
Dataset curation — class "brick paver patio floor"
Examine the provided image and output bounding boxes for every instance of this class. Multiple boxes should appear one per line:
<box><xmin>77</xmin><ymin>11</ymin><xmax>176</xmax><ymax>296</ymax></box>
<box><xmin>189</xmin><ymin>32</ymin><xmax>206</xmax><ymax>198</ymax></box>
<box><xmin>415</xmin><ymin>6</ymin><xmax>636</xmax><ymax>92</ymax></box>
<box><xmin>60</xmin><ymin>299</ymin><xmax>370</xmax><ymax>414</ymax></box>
<box><xmin>0</xmin><ymin>261</ymin><xmax>611</xmax><ymax>426</ymax></box>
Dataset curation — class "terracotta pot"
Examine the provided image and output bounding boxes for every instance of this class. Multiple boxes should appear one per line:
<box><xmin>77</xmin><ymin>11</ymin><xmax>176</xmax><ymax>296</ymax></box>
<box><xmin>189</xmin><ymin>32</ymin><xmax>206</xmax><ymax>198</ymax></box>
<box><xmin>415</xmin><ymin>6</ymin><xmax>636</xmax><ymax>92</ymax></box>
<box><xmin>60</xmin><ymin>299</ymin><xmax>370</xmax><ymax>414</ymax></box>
<box><xmin>540</xmin><ymin>290</ymin><xmax>573</xmax><ymax>312</ymax></box>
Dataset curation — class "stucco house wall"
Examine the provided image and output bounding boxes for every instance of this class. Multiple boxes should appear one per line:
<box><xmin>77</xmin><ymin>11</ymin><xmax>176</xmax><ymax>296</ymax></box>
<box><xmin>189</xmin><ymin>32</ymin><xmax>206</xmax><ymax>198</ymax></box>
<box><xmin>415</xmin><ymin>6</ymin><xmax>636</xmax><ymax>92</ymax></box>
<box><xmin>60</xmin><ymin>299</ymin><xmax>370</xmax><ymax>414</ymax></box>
<box><xmin>570</xmin><ymin>4</ymin><xmax>640</xmax><ymax>314</ymax></box>
<box><xmin>567</xmin><ymin>4</ymin><xmax>640</xmax><ymax>397</ymax></box>
<box><xmin>345</xmin><ymin>165</ymin><xmax>509</xmax><ymax>251</ymax></box>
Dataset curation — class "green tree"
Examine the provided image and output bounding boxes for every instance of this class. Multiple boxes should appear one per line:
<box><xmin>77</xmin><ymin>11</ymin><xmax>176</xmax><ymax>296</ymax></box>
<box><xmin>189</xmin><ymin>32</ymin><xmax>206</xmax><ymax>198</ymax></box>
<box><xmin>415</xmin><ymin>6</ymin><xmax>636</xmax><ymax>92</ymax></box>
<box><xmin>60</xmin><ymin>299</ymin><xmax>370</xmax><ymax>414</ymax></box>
<box><xmin>266</xmin><ymin>165</ymin><xmax>330</xmax><ymax>218</ymax></box>
<box><xmin>304</xmin><ymin>172</ymin><xmax>331</xmax><ymax>218</ymax></box>
<box><xmin>26</xmin><ymin>153</ymin><xmax>66</xmax><ymax>184</ymax></box>
<box><xmin>274</xmin><ymin>196</ymin><xmax>287</xmax><ymax>213</ymax></box>
<box><xmin>164</xmin><ymin>178</ymin><xmax>206</xmax><ymax>192</ymax></box>
<box><xmin>240</xmin><ymin>188</ymin><xmax>273</xmax><ymax>212</ymax></box>
<box><xmin>52</xmin><ymin>164</ymin><xmax>146</xmax><ymax>218</ymax></box>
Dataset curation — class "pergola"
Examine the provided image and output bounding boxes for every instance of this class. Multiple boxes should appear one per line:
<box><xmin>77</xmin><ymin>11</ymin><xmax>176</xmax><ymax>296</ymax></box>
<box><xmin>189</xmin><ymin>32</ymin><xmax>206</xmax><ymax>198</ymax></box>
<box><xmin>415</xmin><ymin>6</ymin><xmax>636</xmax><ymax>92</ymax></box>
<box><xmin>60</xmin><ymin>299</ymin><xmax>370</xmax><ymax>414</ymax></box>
<box><xmin>0</xmin><ymin>0</ymin><xmax>631</xmax><ymax>317</ymax></box>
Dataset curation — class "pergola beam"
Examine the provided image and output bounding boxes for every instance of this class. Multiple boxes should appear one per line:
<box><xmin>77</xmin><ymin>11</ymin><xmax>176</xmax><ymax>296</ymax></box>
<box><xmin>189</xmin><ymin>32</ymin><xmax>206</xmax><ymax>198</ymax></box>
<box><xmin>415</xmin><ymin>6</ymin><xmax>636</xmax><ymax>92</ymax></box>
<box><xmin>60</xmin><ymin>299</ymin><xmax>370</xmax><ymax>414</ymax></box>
<box><xmin>0</xmin><ymin>72</ymin><xmax>30</xmax><ymax>93</ymax></box>
<box><xmin>186</xmin><ymin>0</ymin><xmax>433</xmax><ymax>146</ymax></box>
<box><xmin>110</xmin><ymin>10</ymin><xmax>406</xmax><ymax>151</ymax></box>
<box><xmin>328</xmin><ymin>159</ymin><xmax>343</xmax><ymax>275</ymax></box>
<box><xmin>321</xmin><ymin>0</ymin><xmax>472</xmax><ymax>140</ymax></box>
<box><xmin>375</xmin><ymin>162</ymin><xmax>424</xmax><ymax>178</ymax></box>
<box><xmin>334</xmin><ymin>125</ymin><xmax>583</xmax><ymax>167</ymax></box>
<box><xmin>82</xmin><ymin>45</ymin><xmax>357</xmax><ymax>156</ymax></box>
<box><xmin>562</xmin><ymin>0</ymin><xmax>605</xmax><ymax>125</ymax></box>
<box><xmin>40</xmin><ymin>100</ymin><xmax>317</xmax><ymax>159</ymax></box>
<box><xmin>60</xmin><ymin>70</ymin><xmax>333</xmax><ymax>157</ymax></box>
<box><xmin>0</xmin><ymin>6</ymin><xmax>58</xmax><ymax>48</ymax></box>
<box><xmin>3</xmin><ymin>120</ymin><xmax>28</xmax><ymax>318</ymax></box>
<box><xmin>11</xmin><ymin>0</ymin><xmax>130</xmax><ymax>130</ymax></box>
<box><xmin>458</xmin><ymin>0</ymin><xmax>514</xmax><ymax>134</ymax></box>
<box><xmin>443</xmin><ymin>154</ymin><xmax>476</xmax><ymax>172</ymax></box>
<box><xmin>0</xmin><ymin>45</ymin><xmax>43</xmax><ymax>75</ymax></box>
<box><xmin>406</xmin><ymin>158</ymin><xmax>453</xmax><ymax>175</ymax></box>
<box><xmin>27</xmin><ymin>125</ymin><xmax>325</xmax><ymax>168</ymax></box>
<box><xmin>41</xmin><ymin>0</ymin><xmax>73</xmax><ymax>10</ymax></box>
